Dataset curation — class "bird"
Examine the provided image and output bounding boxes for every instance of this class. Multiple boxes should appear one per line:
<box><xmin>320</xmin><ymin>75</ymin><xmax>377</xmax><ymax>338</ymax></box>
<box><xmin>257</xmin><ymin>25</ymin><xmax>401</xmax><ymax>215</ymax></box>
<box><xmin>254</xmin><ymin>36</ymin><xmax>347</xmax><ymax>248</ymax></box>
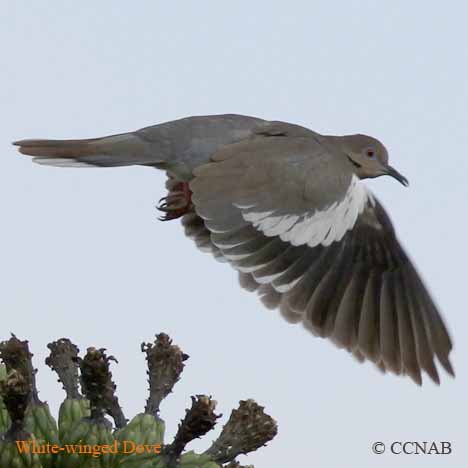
<box><xmin>13</xmin><ymin>114</ymin><xmax>454</xmax><ymax>385</ymax></box>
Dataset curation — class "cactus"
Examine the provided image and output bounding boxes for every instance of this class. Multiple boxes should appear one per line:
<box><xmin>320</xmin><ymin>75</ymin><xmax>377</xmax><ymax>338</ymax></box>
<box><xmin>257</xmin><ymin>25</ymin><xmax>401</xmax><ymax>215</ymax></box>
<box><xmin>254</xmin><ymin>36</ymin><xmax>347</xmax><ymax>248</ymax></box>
<box><xmin>0</xmin><ymin>367</ymin><xmax>42</xmax><ymax>467</ymax></box>
<box><xmin>0</xmin><ymin>333</ymin><xmax>277</xmax><ymax>468</ymax></box>
<box><xmin>0</xmin><ymin>363</ymin><xmax>11</xmax><ymax>434</ymax></box>
<box><xmin>45</xmin><ymin>339</ymin><xmax>91</xmax><ymax>444</ymax></box>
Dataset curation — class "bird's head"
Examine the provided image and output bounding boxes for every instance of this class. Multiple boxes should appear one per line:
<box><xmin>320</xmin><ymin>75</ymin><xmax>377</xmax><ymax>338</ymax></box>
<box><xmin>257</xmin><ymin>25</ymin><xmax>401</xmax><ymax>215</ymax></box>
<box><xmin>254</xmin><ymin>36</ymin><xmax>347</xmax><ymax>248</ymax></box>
<box><xmin>342</xmin><ymin>134</ymin><xmax>409</xmax><ymax>186</ymax></box>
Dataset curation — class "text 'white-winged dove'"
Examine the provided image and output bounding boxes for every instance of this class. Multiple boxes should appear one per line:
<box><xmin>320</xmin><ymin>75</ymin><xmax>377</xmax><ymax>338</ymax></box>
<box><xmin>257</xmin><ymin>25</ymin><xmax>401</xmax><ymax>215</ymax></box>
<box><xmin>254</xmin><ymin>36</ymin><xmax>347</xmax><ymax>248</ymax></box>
<box><xmin>14</xmin><ymin>114</ymin><xmax>454</xmax><ymax>385</ymax></box>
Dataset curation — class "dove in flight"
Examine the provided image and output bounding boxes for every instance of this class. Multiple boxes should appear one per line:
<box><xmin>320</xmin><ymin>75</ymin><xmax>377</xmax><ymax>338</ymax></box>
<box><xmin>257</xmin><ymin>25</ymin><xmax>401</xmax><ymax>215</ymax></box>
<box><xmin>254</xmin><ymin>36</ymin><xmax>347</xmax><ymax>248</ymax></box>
<box><xmin>14</xmin><ymin>114</ymin><xmax>454</xmax><ymax>385</ymax></box>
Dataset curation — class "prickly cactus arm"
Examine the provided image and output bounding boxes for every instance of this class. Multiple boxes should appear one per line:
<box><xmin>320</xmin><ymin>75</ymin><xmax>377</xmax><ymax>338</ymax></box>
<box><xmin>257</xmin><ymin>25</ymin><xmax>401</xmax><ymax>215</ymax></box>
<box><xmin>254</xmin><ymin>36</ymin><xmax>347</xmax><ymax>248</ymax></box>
<box><xmin>46</xmin><ymin>338</ymin><xmax>91</xmax><ymax>443</ymax></box>
<box><xmin>45</xmin><ymin>338</ymin><xmax>82</xmax><ymax>399</ymax></box>
<box><xmin>0</xmin><ymin>369</ymin><xmax>43</xmax><ymax>468</ymax></box>
<box><xmin>1</xmin><ymin>336</ymin><xmax>60</xmax><ymax>468</ymax></box>
<box><xmin>204</xmin><ymin>400</ymin><xmax>278</xmax><ymax>464</ymax></box>
<box><xmin>0</xmin><ymin>334</ymin><xmax>39</xmax><ymax>404</ymax></box>
<box><xmin>0</xmin><ymin>370</ymin><xmax>31</xmax><ymax>441</ymax></box>
<box><xmin>164</xmin><ymin>395</ymin><xmax>220</xmax><ymax>466</ymax></box>
<box><xmin>78</xmin><ymin>346</ymin><xmax>127</xmax><ymax>428</ymax></box>
<box><xmin>143</xmin><ymin>333</ymin><xmax>189</xmax><ymax>416</ymax></box>
<box><xmin>0</xmin><ymin>364</ymin><xmax>11</xmax><ymax>433</ymax></box>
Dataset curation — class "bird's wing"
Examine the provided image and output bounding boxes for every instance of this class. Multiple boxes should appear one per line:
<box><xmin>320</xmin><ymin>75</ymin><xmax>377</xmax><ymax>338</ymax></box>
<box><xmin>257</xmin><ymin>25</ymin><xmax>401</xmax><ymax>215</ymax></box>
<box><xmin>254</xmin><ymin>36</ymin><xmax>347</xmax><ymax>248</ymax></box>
<box><xmin>190</xmin><ymin>136</ymin><xmax>454</xmax><ymax>385</ymax></box>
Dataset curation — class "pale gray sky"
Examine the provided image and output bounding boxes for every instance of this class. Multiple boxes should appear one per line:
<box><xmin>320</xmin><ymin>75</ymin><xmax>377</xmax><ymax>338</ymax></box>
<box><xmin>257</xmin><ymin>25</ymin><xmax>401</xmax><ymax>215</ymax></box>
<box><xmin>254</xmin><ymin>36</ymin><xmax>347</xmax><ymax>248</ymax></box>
<box><xmin>1</xmin><ymin>2</ymin><xmax>467</xmax><ymax>467</ymax></box>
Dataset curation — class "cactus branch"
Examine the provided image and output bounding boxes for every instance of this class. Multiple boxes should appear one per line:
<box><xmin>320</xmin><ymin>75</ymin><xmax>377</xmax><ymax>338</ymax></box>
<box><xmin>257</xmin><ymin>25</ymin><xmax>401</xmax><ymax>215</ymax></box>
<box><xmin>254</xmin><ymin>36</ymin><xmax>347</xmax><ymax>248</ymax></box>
<box><xmin>45</xmin><ymin>338</ymin><xmax>82</xmax><ymax>399</ymax></box>
<box><xmin>0</xmin><ymin>334</ymin><xmax>39</xmax><ymax>404</ymax></box>
<box><xmin>0</xmin><ymin>370</ymin><xmax>31</xmax><ymax>441</ymax></box>
<box><xmin>143</xmin><ymin>333</ymin><xmax>189</xmax><ymax>416</ymax></box>
<box><xmin>204</xmin><ymin>399</ymin><xmax>278</xmax><ymax>464</ymax></box>
<box><xmin>78</xmin><ymin>347</ymin><xmax>127</xmax><ymax>428</ymax></box>
<box><xmin>164</xmin><ymin>395</ymin><xmax>220</xmax><ymax>466</ymax></box>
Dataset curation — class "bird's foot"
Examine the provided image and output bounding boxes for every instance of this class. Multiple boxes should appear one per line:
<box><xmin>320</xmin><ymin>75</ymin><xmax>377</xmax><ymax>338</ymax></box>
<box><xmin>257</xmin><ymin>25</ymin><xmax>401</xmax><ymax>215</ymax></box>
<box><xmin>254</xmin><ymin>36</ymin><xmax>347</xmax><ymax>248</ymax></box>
<box><xmin>157</xmin><ymin>181</ymin><xmax>193</xmax><ymax>221</ymax></box>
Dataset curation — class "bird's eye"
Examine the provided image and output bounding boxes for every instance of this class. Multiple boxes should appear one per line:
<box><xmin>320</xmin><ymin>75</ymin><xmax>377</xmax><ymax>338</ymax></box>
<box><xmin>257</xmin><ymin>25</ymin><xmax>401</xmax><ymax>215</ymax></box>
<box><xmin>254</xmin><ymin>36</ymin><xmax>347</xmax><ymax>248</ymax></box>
<box><xmin>365</xmin><ymin>148</ymin><xmax>375</xmax><ymax>158</ymax></box>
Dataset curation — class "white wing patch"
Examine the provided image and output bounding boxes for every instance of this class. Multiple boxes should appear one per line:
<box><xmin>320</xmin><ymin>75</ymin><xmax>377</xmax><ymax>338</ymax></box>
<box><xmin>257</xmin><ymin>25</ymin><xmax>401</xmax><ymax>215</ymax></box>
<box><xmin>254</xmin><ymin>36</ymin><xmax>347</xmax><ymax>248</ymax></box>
<box><xmin>240</xmin><ymin>175</ymin><xmax>369</xmax><ymax>248</ymax></box>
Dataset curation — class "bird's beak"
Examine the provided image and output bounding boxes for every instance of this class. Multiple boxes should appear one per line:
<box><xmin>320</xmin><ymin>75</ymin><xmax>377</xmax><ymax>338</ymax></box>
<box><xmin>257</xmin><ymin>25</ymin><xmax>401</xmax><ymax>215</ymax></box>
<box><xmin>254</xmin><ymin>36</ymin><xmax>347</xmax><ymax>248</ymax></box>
<box><xmin>384</xmin><ymin>164</ymin><xmax>409</xmax><ymax>187</ymax></box>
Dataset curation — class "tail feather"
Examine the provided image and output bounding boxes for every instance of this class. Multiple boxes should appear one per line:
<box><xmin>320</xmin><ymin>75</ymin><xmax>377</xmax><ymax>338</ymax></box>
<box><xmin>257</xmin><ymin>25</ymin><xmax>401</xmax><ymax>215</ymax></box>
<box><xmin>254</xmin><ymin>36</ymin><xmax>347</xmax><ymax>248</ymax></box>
<box><xmin>13</xmin><ymin>133</ymin><xmax>159</xmax><ymax>167</ymax></box>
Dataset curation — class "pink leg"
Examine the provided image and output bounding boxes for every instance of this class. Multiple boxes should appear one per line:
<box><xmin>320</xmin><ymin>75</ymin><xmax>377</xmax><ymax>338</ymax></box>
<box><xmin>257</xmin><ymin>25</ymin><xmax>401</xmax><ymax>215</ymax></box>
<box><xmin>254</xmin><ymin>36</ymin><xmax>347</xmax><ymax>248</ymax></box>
<box><xmin>157</xmin><ymin>181</ymin><xmax>193</xmax><ymax>221</ymax></box>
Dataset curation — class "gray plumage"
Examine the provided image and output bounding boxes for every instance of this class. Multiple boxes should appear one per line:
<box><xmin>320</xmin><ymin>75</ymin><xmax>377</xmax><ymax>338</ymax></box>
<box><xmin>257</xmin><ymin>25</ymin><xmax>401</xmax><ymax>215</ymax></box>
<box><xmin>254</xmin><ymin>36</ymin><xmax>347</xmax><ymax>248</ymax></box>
<box><xmin>13</xmin><ymin>114</ymin><xmax>454</xmax><ymax>385</ymax></box>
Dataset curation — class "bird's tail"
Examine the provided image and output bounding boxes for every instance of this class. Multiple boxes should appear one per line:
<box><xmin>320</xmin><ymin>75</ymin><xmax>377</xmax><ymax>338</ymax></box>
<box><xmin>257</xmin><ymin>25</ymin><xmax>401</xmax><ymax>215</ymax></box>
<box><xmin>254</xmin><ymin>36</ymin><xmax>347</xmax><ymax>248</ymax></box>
<box><xmin>13</xmin><ymin>132</ymin><xmax>159</xmax><ymax>168</ymax></box>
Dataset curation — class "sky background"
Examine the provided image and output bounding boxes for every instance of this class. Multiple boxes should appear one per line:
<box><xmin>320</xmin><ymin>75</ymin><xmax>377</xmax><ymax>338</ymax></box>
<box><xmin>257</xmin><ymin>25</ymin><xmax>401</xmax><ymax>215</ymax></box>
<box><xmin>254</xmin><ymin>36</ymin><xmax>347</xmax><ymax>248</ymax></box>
<box><xmin>1</xmin><ymin>2</ymin><xmax>467</xmax><ymax>467</ymax></box>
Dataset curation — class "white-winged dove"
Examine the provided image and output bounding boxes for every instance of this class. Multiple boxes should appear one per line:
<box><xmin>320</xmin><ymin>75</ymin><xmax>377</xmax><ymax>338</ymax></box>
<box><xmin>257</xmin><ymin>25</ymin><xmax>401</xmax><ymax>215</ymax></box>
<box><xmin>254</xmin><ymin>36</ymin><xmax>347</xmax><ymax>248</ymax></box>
<box><xmin>14</xmin><ymin>114</ymin><xmax>454</xmax><ymax>385</ymax></box>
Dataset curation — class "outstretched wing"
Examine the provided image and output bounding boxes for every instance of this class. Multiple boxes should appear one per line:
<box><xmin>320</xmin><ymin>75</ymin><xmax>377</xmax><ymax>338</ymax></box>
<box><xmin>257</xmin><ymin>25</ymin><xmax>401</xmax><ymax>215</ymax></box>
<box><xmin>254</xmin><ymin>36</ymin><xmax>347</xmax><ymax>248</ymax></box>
<box><xmin>190</xmin><ymin>136</ymin><xmax>454</xmax><ymax>385</ymax></box>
